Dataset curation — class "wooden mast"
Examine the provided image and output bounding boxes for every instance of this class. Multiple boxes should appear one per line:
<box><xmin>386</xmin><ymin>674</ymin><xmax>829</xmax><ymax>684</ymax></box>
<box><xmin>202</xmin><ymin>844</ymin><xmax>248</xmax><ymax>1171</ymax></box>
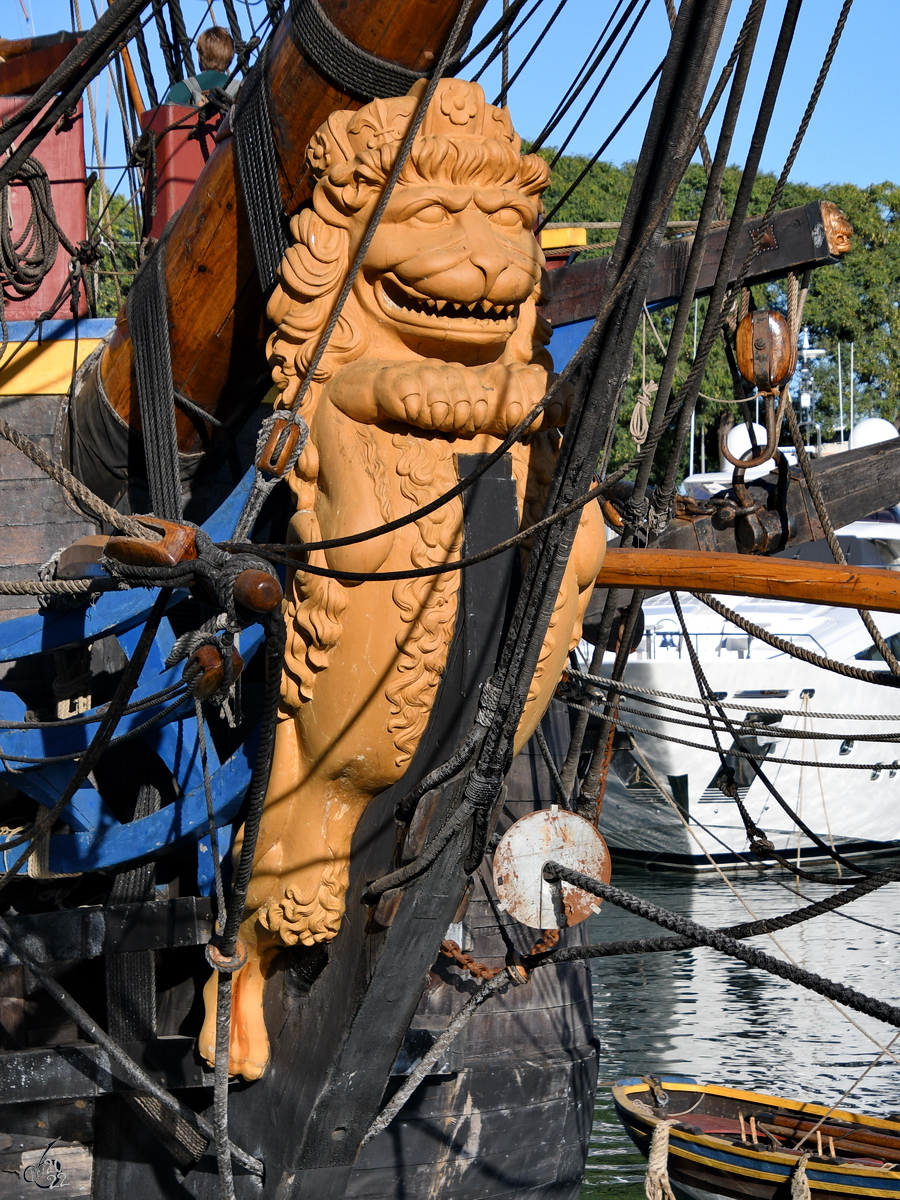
<box><xmin>96</xmin><ymin>0</ymin><xmax>484</xmax><ymax>455</ymax></box>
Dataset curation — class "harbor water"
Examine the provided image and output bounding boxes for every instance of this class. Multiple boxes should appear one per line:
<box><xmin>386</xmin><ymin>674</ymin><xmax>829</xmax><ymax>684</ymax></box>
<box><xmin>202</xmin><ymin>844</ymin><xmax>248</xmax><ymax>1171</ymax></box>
<box><xmin>579</xmin><ymin>862</ymin><xmax>900</xmax><ymax>1200</ymax></box>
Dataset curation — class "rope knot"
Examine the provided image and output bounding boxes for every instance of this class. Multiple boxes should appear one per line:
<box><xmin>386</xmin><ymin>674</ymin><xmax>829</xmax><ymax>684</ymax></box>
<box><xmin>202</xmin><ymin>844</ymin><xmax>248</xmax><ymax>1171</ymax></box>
<box><xmin>630</xmin><ymin>380</ymin><xmax>657</xmax><ymax>447</ymax></box>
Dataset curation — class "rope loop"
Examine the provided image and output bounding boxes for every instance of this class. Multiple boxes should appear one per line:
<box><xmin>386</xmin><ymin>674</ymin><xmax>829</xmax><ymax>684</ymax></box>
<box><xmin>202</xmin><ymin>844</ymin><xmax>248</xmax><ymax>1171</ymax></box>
<box><xmin>205</xmin><ymin>938</ymin><xmax>249</xmax><ymax>974</ymax></box>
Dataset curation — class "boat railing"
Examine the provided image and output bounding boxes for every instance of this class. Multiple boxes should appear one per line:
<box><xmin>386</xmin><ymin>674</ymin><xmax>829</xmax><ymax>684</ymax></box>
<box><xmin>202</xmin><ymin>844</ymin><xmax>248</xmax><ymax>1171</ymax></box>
<box><xmin>634</xmin><ymin>629</ymin><xmax>830</xmax><ymax>661</ymax></box>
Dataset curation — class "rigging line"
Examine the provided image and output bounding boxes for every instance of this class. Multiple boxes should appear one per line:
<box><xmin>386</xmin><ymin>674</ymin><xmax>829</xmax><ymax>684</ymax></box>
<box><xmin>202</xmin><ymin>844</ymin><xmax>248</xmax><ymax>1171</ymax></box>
<box><xmin>794</xmin><ymin>1033</ymin><xmax>900</xmax><ymax>1152</ymax></box>
<box><xmin>538</xmin><ymin>58</ymin><xmax>664</xmax><ymax>230</ymax></box>
<box><xmin>530</xmin><ymin>0</ymin><xmax>629</xmax><ymax>150</ymax></box>
<box><xmin>488</xmin><ymin>0</ymin><xmax>572</xmax><ymax>102</ymax></box>
<box><xmin>472</xmin><ymin>0</ymin><xmax>544</xmax><ymax>84</ymax></box>
<box><xmin>547</xmin><ymin>0</ymin><xmax>653</xmax><ymax>172</ymax></box>
<box><xmin>606</xmin><ymin>0</ymin><xmax>768</xmax><ymax>529</ymax></box>
<box><xmin>785</xmin><ymin>401</ymin><xmax>900</xmax><ymax>678</ymax></box>
<box><xmin>565</xmin><ymin>669</ymin><xmax>900</xmax><ymax>721</ymax></box>
<box><xmin>691</xmin><ymin>592</ymin><xmax>900</xmax><ymax>689</ymax></box>
<box><xmin>0</xmin><ymin>693</ymin><xmax>189</xmax><ymax>765</ymax></box>
<box><xmin>0</xmin><ymin>912</ymin><xmax>262</xmax><ymax>1175</ymax></box>
<box><xmin>0</xmin><ymin>682</ymin><xmax>186</xmax><ymax>731</ymax></box>
<box><xmin>457</xmin><ymin>0</ymin><xmax>534</xmax><ymax>68</ymax></box>
<box><xmin>463</xmin><ymin>0</ymin><xmax>736</xmax><ymax>866</ymax></box>
<box><xmin>654</xmin><ymin>0</ymin><xmax>853</xmax><ymax>518</ymax></box>
<box><xmin>361</xmin><ymin>974</ymin><xmax>507</xmax><ymax>1146</ymax></box>
<box><xmin>567</xmin><ymin>27</ymin><xmax>765</xmax><ymax>802</ymax></box>
<box><xmin>625</xmin><ymin>733</ymin><xmax>900</xmax><ymax>1066</ymax></box>
<box><xmin>229</xmin><ymin>479</ymin><xmax>605</xmax><ymax>582</ymax></box>
<box><xmin>0</xmin><ymin>0</ymin><xmax>154</xmax><ymax>159</ymax></box>
<box><xmin>668</xmin><ymin>590</ymin><xmax>876</xmax><ymax>876</ymax></box>
<box><xmin>542</xmin><ymin>863</ymin><xmax>900</xmax><ymax>1028</ymax></box>
<box><xmin>534</xmin><ymin>723</ymin><xmax>569</xmax><ymax>806</ymax></box>
<box><xmin>285</xmin><ymin>0</ymin><xmax>478</xmax><ymax>417</ymax></box>
<box><xmin>0</xmin><ymin>588</ymin><xmax>173</xmax><ymax>868</ymax></box>
<box><xmin>618</xmin><ymin>758</ymin><xmax>900</xmax><ymax>940</ymax></box>
<box><xmin>582</xmin><ymin>695</ymin><xmax>900</xmax><ymax>744</ymax></box>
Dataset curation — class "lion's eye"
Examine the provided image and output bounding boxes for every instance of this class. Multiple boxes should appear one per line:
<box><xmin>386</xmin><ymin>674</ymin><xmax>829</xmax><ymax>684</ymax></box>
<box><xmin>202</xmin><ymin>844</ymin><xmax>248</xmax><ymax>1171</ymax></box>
<box><xmin>490</xmin><ymin>207</ymin><xmax>523</xmax><ymax>229</ymax></box>
<box><xmin>415</xmin><ymin>205</ymin><xmax>450</xmax><ymax>225</ymax></box>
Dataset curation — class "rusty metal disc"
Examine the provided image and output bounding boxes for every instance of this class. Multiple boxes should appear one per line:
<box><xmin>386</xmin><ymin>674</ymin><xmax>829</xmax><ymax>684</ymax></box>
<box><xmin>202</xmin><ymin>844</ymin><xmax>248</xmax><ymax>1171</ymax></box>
<box><xmin>492</xmin><ymin>806</ymin><xmax>611</xmax><ymax>929</ymax></box>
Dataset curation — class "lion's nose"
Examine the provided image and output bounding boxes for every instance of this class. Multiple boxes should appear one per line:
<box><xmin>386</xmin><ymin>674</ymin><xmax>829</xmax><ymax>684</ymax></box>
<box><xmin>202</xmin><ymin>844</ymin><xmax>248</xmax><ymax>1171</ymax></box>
<box><xmin>460</xmin><ymin>213</ymin><xmax>509</xmax><ymax>295</ymax></box>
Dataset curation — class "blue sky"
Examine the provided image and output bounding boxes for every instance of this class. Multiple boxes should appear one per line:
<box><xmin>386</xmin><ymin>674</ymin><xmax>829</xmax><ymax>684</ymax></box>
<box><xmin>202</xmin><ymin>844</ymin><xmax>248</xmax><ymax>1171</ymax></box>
<box><xmin>11</xmin><ymin>0</ymin><xmax>899</xmax><ymax>190</ymax></box>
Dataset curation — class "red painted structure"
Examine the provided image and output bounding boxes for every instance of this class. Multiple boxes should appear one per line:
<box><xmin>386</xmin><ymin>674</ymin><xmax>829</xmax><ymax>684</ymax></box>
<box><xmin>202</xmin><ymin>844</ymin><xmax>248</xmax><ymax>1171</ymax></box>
<box><xmin>139</xmin><ymin>105</ymin><xmax>220</xmax><ymax>241</ymax></box>
<box><xmin>0</xmin><ymin>95</ymin><xmax>88</xmax><ymax>321</ymax></box>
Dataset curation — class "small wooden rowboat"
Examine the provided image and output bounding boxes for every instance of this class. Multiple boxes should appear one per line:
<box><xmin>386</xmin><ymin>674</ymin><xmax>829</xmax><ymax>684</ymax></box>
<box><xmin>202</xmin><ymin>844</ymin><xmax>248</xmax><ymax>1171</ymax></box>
<box><xmin>612</xmin><ymin>1075</ymin><xmax>900</xmax><ymax>1200</ymax></box>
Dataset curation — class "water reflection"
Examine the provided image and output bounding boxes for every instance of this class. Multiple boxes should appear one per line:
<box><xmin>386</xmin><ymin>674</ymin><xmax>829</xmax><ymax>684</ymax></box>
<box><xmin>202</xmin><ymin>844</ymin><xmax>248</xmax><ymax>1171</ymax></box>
<box><xmin>581</xmin><ymin>863</ymin><xmax>900</xmax><ymax>1193</ymax></box>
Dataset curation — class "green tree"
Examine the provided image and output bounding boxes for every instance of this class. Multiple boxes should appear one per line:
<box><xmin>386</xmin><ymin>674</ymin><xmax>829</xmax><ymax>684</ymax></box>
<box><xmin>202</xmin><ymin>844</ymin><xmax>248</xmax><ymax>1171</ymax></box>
<box><xmin>536</xmin><ymin>151</ymin><xmax>900</xmax><ymax>475</ymax></box>
<box><xmin>86</xmin><ymin>184</ymin><xmax>141</xmax><ymax>318</ymax></box>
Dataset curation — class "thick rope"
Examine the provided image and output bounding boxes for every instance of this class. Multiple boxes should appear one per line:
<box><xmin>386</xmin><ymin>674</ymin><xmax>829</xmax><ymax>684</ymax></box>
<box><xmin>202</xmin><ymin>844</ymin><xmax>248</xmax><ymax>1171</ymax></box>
<box><xmin>290</xmin><ymin>0</ymin><xmax>434</xmax><ymax>99</ymax></box>
<box><xmin>791</xmin><ymin>1154</ymin><xmax>812</xmax><ymax>1200</ymax></box>
<box><xmin>361</xmin><ymin>974</ymin><xmax>506</xmax><ymax>1146</ymax></box>
<box><xmin>784</xmin><ymin>400</ymin><xmax>900</xmax><ymax>675</ymax></box>
<box><xmin>645</xmin><ymin>1120</ymin><xmax>678</xmax><ymax>1200</ymax></box>
<box><xmin>544</xmin><ymin>865</ymin><xmax>900</xmax><ymax>1025</ymax></box>
<box><xmin>690</xmin><ymin>591</ymin><xmax>900</xmax><ymax>688</ymax></box>
<box><xmin>126</xmin><ymin>243</ymin><xmax>183</xmax><ymax>521</ymax></box>
<box><xmin>0</xmin><ymin>415</ymin><xmax>149</xmax><ymax>537</ymax></box>
<box><xmin>232</xmin><ymin>42</ymin><xmax>288</xmax><ymax>295</ymax></box>
<box><xmin>565</xmin><ymin>669</ymin><xmax>900</xmax><ymax>723</ymax></box>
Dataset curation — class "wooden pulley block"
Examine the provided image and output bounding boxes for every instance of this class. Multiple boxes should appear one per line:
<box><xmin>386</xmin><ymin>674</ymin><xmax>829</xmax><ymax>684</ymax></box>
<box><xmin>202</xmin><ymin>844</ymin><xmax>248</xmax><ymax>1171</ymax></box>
<box><xmin>735</xmin><ymin>309</ymin><xmax>796</xmax><ymax>391</ymax></box>
<box><xmin>105</xmin><ymin>519</ymin><xmax>197</xmax><ymax>567</ymax></box>
<box><xmin>232</xmin><ymin>569</ymin><xmax>283</xmax><ymax>615</ymax></box>
<box><xmin>184</xmin><ymin>643</ymin><xmax>244</xmax><ymax>701</ymax></box>
<box><xmin>257</xmin><ymin>415</ymin><xmax>303</xmax><ymax>477</ymax></box>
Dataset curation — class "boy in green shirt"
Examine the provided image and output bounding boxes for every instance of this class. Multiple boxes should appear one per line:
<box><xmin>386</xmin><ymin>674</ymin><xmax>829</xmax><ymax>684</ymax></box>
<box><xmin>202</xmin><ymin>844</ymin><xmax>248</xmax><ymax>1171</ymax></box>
<box><xmin>164</xmin><ymin>26</ymin><xmax>235</xmax><ymax>105</ymax></box>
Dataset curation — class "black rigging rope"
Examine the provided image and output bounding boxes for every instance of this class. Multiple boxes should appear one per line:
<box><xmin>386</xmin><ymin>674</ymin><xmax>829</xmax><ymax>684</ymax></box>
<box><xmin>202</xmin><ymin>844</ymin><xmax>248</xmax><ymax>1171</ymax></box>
<box><xmin>232</xmin><ymin>41</ymin><xmax>288</xmax><ymax>295</ymax></box>
<box><xmin>126</xmin><ymin>241</ymin><xmax>184</xmax><ymax>521</ymax></box>
<box><xmin>540</xmin><ymin>864</ymin><xmax>900</xmax><ymax>1027</ymax></box>
<box><xmin>530</xmin><ymin>0</ymin><xmax>628</xmax><ymax>150</ymax></box>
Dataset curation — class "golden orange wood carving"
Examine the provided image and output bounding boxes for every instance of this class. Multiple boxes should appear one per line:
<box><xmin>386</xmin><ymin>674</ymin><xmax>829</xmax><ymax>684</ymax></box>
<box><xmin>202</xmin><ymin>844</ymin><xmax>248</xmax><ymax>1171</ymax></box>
<box><xmin>198</xmin><ymin>79</ymin><xmax>606</xmax><ymax>1080</ymax></box>
<box><xmin>96</xmin><ymin>0</ymin><xmax>485</xmax><ymax>452</ymax></box>
<box><xmin>598</xmin><ymin>547</ymin><xmax>900</xmax><ymax>613</ymax></box>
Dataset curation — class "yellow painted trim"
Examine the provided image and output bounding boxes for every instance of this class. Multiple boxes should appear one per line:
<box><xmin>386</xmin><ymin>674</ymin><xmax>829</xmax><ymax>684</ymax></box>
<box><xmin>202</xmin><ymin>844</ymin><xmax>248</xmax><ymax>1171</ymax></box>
<box><xmin>0</xmin><ymin>339</ymin><xmax>102</xmax><ymax>396</ymax></box>
<box><xmin>539</xmin><ymin>226</ymin><xmax>587</xmax><ymax>250</ymax></box>
<box><xmin>613</xmin><ymin>1081</ymin><xmax>900</xmax><ymax>1134</ymax></box>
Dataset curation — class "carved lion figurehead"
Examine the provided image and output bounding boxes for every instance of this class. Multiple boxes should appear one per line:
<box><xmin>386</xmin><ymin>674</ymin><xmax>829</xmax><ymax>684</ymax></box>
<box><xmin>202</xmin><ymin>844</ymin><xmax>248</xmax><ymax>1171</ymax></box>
<box><xmin>267</xmin><ymin>78</ymin><xmax>552</xmax><ymax>413</ymax></box>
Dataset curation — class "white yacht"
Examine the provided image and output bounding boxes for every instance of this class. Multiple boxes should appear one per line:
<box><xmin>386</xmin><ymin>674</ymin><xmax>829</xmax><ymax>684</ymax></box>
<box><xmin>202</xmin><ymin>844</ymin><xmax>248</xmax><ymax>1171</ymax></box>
<box><xmin>583</xmin><ymin>433</ymin><xmax>900</xmax><ymax>872</ymax></box>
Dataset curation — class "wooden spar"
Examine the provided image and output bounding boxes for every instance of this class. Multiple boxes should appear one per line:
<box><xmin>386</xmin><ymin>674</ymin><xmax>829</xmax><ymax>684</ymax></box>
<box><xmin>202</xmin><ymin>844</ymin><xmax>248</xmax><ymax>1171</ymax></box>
<box><xmin>649</xmin><ymin>437</ymin><xmax>900</xmax><ymax>556</ymax></box>
<box><xmin>96</xmin><ymin>0</ymin><xmax>484</xmax><ymax>455</ymax></box>
<box><xmin>118</xmin><ymin>43</ymin><xmax>145</xmax><ymax>117</ymax></box>
<box><xmin>598</xmin><ymin>546</ymin><xmax>900</xmax><ymax>614</ymax></box>
<box><xmin>0</xmin><ymin>34</ymin><xmax>80</xmax><ymax>98</ymax></box>
<box><xmin>542</xmin><ymin>200</ymin><xmax>852</xmax><ymax>327</ymax></box>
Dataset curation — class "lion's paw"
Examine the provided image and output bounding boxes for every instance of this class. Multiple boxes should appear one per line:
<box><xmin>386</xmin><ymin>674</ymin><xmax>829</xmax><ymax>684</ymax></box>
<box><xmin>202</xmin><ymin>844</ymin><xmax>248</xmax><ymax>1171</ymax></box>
<box><xmin>199</xmin><ymin>942</ymin><xmax>275</xmax><ymax>1081</ymax></box>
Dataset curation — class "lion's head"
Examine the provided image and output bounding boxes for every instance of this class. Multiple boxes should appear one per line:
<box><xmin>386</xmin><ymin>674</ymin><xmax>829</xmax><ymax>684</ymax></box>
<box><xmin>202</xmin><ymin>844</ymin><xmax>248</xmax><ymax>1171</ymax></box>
<box><xmin>267</xmin><ymin>78</ymin><xmax>551</xmax><ymax>411</ymax></box>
